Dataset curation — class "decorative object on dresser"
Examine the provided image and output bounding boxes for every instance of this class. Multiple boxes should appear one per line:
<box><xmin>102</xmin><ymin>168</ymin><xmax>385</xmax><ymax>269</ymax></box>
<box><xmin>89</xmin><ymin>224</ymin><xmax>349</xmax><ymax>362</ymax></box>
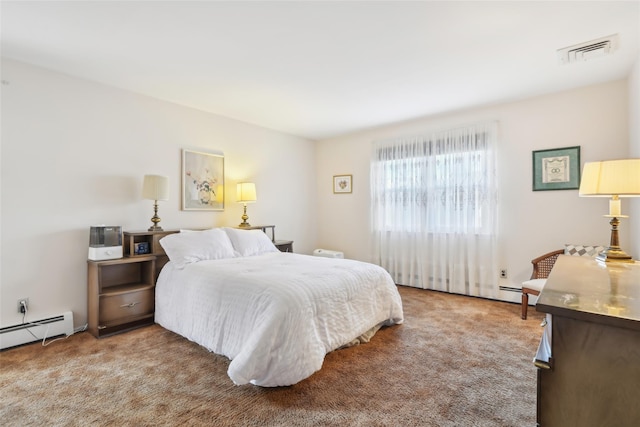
<box><xmin>236</xmin><ymin>182</ymin><xmax>257</xmax><ymax>227</ymax></box>
<box><xmin>333</xmin><ymin>174</ymin><xmax>352</xmax><ymax>193</ymax></box>
<box><xmin>579</xmin><ymin>158</ymin><xmax>640</xmax><ymax>263</ymax></box>
<box><xmin>142</xmin><ymin>174</ymin><xmax>169</xmax><ymax>231</ymax></box>
<box><xmin>182</xmin><ymin>149</ymin><xmax>224</xmax><ymax>211</ymax></box>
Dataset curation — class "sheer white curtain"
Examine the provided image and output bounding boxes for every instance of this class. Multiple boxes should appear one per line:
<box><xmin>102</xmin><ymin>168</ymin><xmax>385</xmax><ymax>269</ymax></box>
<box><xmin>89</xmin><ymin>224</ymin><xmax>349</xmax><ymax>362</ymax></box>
<box><xmin>370</xmin><ymin>122</ymin><xmax>498</xmax><ymax>298</ymax></box>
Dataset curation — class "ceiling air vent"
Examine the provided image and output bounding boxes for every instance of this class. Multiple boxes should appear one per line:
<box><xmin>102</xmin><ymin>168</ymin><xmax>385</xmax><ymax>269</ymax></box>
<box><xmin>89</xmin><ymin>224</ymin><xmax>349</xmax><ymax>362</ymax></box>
<box><xmin>557</xmin><ymin>34</ymin><xmax>619</xmax><ymax>65</ymax></box>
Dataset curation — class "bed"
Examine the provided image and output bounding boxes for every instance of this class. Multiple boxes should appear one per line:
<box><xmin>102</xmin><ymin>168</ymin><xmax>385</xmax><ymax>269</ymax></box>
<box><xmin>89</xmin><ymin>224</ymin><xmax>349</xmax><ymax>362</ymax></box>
<box><xmin>154</xmin><ymin>227</ymin><xmax>404</xmax><ymax>387</ymax></box>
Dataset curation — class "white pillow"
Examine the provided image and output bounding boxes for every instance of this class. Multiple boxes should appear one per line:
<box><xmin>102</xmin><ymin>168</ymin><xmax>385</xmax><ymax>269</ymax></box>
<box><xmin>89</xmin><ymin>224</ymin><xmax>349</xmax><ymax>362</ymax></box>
<box><xmin>159</xmin><ymin>228</ymin><xmax>236</xmax><ymax>269</ymax></box>
<box><xmin>223</xmin><ymin>227</ymin><xmax>279</xmax><ymax>257</ymax></box>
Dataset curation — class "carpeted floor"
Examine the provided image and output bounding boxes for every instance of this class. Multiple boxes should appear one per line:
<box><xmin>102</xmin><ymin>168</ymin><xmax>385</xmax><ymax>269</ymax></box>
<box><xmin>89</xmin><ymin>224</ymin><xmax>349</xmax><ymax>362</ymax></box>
<box><xmin>0</xmin><ymin>286</ymin><xmax>544</xmax><ymax>426</ymax></box>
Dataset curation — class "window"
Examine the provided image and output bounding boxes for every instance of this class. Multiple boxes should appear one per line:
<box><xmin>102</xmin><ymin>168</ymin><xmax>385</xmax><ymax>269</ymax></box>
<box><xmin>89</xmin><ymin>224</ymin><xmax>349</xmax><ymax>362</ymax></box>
<box><xmin>374</xmin><ymin>146</ymin><xmax>491</xmax><ymax>233</ymax></box>
<box><xmin>371</xmin><ymin>129</ymin><xmax>496</xmax><ymax>234</ymax></box>
<box><xmin>370</xmin><ymin>122</ymin><xmax>498</xmax><ymax>297</ymax></box>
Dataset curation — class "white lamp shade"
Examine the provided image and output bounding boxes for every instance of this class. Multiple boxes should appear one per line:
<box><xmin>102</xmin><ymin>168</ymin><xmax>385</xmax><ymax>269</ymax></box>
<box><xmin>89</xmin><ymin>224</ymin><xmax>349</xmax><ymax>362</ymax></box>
<box><xmin>579</xmin><ymin>159</ymin><xmax>640</xmax><ymax>197</ymax></box>
<box><xmin>237</xmin><ymin>182</ymin><xmax>257</xmax><ymax>202</ymax></box>
<box><xmin>142</xmin><ymin>175</ymin><xmax>169</xmax><ymax>201</ymax></box>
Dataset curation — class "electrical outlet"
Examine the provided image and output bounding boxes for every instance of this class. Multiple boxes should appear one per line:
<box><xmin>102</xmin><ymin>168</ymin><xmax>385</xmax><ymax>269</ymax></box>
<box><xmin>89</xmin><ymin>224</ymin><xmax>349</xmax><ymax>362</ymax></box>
<box><xmin>17</xmin><ymin>298</ymin><xmax>29</xmax><ymax>314</ymax></box>
<box><xmin>500</xmin><ymin>269</ymin><xmax>508</xmax><ymax>279</ymax></box>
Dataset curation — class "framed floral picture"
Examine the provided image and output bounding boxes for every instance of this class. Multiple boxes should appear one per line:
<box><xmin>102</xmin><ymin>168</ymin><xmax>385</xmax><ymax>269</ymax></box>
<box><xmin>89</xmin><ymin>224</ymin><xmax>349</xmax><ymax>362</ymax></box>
<box><xmin>182</xmin><ymin>149</ymin><xmax>224</xmax><ymax>210</ymax></box>
<box><xmin>333</xmin><ymin>174</ymin><xmax>352</xmax><ymax>194</ymax></box>
<box><xmin>532</xmin><ymin>146</ymin><xmax>580</xmax><ymax>191</ymax></box>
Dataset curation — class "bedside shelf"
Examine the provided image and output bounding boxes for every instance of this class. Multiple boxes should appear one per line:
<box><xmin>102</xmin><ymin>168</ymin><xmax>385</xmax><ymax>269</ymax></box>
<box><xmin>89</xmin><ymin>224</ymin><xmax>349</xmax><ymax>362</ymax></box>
<box><xmin>123</xmin><ymin>230</ymin><xmax>177</xmax><ymax>256</ymax></box>
<box><xmin>274</xmin><ymin>240</ymin><xmax>294</xmax><ymax>253</ymax></box>
<box><xmin>87</xmin><ymin>255</ymin><xmax>156</xmax><ymax>338</ymax></box>
<box><xmin>123</xmin><ymin>230</ymin><xmax>178</xmax><ymax>279</ymax></box>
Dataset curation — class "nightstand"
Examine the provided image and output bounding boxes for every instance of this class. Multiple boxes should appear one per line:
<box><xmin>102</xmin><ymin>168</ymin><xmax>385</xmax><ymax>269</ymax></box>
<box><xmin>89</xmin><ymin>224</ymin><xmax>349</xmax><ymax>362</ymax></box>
<box><xmin>275</xmin><ymin>240</ymin><xmax>294</xmax><ymax>253</ymax></box>
<box><xmin>87</xmin><ymin>255</ymin><xmax>156</xmax><ymax>338</ymax></box>
<box><xmin>87</xmin><ymin>230</ymin><xmax>179</xmax><ymax>338</ymax></box>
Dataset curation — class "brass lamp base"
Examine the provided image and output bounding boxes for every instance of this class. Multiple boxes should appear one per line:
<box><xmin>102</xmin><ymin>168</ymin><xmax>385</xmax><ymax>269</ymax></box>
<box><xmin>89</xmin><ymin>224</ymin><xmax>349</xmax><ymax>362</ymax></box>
<box><xmin>238</xmin><ymin>203</ymin><xmax>250</xmax><ymax>227</ymax></box>
<box><xmin>597</xmin><ymin>216</ymin><xmax>634</xmax><ymax>263</ymax></box>
<box><xmin>148</xmin><ymin>200</ymin><xmax>163</xmax><ymax>232</ymax></box>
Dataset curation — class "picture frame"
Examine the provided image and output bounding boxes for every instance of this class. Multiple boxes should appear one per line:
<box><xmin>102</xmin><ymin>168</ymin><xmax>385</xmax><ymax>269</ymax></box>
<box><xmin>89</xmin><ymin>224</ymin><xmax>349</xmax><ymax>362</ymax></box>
<box><xmin>532</xmin><ymin>146</ymin><xmax>580</xmax><ymax>191</ymax></box>
<box><xmin>333</xmin><ymin>174</ymin><xmax>352</xmax><ymax>194</ymax></box>
<box><xmin>182</xmin><ymin>149</ymin><xmax>225</xmax><ymax>210</ymax></box>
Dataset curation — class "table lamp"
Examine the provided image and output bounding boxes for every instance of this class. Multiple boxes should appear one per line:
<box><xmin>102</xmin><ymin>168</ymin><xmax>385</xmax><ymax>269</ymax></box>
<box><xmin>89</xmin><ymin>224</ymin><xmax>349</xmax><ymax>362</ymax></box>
<box><xmin>579</xmin><ymin>159</ymin><xmax>640</xmax><ymax>263</ymax></box>
<box><xmin>237</xmin><ymin>182</ymin><xmax>257</xmax><ymax>227</ymax></box>
<box><xmin>142</xmin><ymin>174</ymin><xmax>169</xmax><ymax>231</ymax></box>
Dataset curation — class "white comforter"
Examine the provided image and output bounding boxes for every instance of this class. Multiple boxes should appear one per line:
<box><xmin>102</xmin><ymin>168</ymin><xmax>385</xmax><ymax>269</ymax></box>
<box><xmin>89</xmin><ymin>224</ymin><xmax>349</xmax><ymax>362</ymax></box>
<box><xmin>155</xmin><ymin>252</ymin><xmax>404</xmax><ymax>387</ymax></box>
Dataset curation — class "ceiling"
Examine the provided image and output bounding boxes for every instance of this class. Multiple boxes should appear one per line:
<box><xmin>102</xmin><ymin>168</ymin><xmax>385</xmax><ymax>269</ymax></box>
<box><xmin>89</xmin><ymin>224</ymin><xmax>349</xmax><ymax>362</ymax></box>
<box><xmin>2</xmin><ymin>1</ymin><xmax>639</xmax><ymax>140</ymax></box>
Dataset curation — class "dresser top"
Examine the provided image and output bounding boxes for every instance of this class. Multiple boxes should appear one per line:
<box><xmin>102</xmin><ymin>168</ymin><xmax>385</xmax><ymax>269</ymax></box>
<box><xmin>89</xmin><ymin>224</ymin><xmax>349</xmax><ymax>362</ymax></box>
<box><xmin>537</xmin><ymin>255</ymin><xmax>640</xmax><ymax>330</ymax></box>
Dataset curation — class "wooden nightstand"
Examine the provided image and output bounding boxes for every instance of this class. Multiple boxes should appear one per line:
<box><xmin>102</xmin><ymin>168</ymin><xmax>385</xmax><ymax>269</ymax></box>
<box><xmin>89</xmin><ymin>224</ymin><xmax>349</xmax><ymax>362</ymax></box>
<box><xmin>87</xmin><ymin>230</ymin><xmax>179</xmax><ymax>338</ymax></box>
<box><xmin>275</xmin><ymin>240</ymin><xmax>294</xmax><ymax>253</ymax></box>
<box><xmin>87</xmin><ymin>255</ymin><xmax>156</xmax><ymax>338</ymax></box>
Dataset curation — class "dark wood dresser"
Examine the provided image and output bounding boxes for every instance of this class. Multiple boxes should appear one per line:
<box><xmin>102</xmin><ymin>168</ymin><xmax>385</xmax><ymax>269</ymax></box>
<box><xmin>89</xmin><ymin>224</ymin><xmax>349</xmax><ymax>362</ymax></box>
<box><xmin>535</xmin><ymin>255</ymin><xmax>640</xmax><ymax>426</ymax></box>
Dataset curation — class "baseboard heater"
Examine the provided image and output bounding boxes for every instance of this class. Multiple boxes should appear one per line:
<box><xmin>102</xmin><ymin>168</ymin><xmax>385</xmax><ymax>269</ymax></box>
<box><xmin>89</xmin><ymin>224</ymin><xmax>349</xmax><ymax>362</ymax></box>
<box><xmin>0</xmin><ymin>311</ymin><xmax>74</xmax><ymax>350</ymax></box>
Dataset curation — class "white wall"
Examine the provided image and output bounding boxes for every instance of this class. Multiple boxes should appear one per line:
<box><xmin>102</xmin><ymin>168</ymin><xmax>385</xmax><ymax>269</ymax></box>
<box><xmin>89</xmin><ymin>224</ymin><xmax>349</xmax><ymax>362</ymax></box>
<box><xmin>0</xmin><ymin>59</ymin><xmax>317</xmax><ymax>328</ymax></box>
<box><xmin>316</xmin><ymin>80</ymin><xmax>630</xmax><ymax>303</ymax></box>
<box><xmin>629</xmin><ymin>58</ymin><xmax>640</xmax><ymax>258</ymax></box>
<box><xmin>2</xmin><ymin>58</ymin><xmax>635</xmax><ymax>330</ymax></box>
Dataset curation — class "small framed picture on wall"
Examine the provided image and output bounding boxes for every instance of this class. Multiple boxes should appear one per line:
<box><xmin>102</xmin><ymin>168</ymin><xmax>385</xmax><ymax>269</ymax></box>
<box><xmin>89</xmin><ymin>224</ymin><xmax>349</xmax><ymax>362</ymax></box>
<box><xmin>532</xmin><ymin>146</ymin><xmax>580</xmax><ymax>191</ymax></box>
<box><xmin>333</xmin><ymin>174</ymin><xmax>352</xmax><ymax>194</ymax></box>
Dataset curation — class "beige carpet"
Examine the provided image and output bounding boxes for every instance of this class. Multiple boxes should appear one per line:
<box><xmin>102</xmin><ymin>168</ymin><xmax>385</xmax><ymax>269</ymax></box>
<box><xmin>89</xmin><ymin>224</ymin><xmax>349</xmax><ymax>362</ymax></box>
<box><xmin>0</xmin><ymin>286</ymin><xmax>544</xmax><ymax>426</ymax></box>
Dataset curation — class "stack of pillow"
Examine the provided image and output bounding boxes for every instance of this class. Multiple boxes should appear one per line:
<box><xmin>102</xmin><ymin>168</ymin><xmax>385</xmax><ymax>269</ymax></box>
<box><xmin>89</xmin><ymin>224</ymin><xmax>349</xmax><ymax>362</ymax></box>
<box><xmin>159</xmin><ymin>227</ymin><xmax>280</xmax><ymax>269</ymax></box>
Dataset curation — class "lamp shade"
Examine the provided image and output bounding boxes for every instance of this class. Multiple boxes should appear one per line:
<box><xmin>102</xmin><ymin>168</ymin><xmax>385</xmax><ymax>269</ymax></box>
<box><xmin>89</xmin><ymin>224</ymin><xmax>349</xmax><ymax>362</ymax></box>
<box><xmin>216</xmin><ymin>184</ymin><xmax>224</xmax><ymax>204</ymax></box>
<box><xmin>142</xmin><ymin>175</ymin><xmax>169</xmax><ymax>201</ymax></box>
<box><xmin>579</xmin><ymin>159</ymin><xmax>640</xmax><ymax>197</ymax></box>
<box><xmin>237</xmin><ymin>182</ymin><xmax>257</xmax><ymax>203</ymax></box>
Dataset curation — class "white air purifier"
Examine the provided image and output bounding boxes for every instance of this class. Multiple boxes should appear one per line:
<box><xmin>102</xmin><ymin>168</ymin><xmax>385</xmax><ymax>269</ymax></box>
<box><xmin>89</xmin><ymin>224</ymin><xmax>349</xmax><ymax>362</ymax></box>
<box><xmin>88</xmin><ymin>225</ymin><xmax>123</xmax><ymax>260</ymax></box>
<box><xmin>313</xmin><ymin>249</ymin><xmax>344</xmax><ymax>259</ymax></box>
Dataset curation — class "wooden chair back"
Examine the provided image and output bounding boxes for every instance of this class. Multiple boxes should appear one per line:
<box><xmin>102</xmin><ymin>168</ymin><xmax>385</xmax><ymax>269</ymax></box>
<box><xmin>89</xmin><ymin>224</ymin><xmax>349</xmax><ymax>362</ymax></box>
<box><xmin>530</xmin><ymin>249</ymin><xmax>564</xmax><ymax>280</ymax></box>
